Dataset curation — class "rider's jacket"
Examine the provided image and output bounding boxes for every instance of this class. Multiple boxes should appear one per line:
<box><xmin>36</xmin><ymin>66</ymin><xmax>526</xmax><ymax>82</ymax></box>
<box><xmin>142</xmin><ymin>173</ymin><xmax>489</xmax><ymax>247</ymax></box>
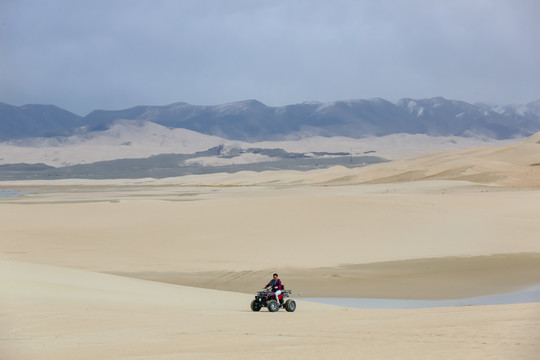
<box><xmin>265</xmin><ymin>278</ymin><xmax>282</xmax><ymax>292</ymax></box>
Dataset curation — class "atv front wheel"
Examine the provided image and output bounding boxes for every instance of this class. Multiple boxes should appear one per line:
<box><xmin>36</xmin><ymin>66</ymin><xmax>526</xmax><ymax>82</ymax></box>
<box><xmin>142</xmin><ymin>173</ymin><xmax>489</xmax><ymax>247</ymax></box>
<box><xmin>250</xmin><ymin>300</ymin><xmax>261</xmax><ymax>312</ymax></box>
<box><xmin>284</xmin><ymin>299</ymin><xmax>296</xmax><ymax>312</ymax></box>
<box><xmin>267</xmin><ymin>300</ymin><xmax>279</xmax><ymax>312</ymax></box>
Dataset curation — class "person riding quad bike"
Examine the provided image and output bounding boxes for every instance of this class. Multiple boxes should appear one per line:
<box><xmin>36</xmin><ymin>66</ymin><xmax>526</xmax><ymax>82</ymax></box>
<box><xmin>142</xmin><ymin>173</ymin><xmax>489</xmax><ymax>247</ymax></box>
<box><xmin>265</xmin><ymin>273</ymin><xmax>283</xmax><ymax>306</ymax></box>
<box><xmin>250</xmin><ymin>273</ymin><xmax>296</xmax><ymax>312</ymax></box>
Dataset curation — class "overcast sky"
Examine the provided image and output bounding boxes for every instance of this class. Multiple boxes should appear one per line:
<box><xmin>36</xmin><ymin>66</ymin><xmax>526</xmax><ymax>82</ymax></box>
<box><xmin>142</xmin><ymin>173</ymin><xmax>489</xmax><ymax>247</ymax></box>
<box><xmin>1</xmin><ymin>0</ymin><xmax>539</xmax><ymax>115</ymax></box>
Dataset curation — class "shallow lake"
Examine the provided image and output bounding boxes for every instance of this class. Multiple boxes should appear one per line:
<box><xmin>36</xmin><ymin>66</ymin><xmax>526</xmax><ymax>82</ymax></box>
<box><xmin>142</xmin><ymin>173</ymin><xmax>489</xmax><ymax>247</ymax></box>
<box><xmin>0</xmin><ymin>189</ymin><xmax>21</xmax><ymax>198</ymax></box>
<box><xmin>303</xmin><ymin>286</ymin><xmax>540</xmax><ymax>309</ymax></box>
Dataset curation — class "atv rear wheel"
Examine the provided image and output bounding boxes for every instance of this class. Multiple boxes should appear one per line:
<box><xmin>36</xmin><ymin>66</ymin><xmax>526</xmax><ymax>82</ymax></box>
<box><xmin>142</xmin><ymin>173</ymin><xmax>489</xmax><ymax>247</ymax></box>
<box><xmin>250</xmin><ymin>299</ymin><xmax>261</xmax><ymax>312</ymax></box>
<box><xmin>284</xmin><ymin>299</ymin><xmax>296</xmax><ymax>312</ymax></box>
<box><xmin>267</xmin><ymin>300</ymin><xmax>279</xmax><ymax>312</ymax></box>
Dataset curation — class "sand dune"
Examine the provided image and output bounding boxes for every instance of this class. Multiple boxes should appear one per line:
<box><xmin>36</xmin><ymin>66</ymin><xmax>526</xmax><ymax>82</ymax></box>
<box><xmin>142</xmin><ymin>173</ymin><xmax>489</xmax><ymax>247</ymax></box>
<box><xmin>117</xmin><ymin>253</ymin><xmax>540</xmax><ymax>299</ymax></box>
<box><xmin>172</xmin><ymin>131</ymin><xmax>540</xmax><ymax>186</ymax></box>
<box><xmin>0</xmin><ymin>122</ymin><xmax>518</xmax><ymax>166</ymax></box>
<box><xmin>2</xmin><ymin>181</ymin><xmax>540</xmax><ymax>278</ymax></box>
<box><xmin>1</xmin><ymin>132</ymin><xmax>540</xmax><ymax>358</ymax></box>
<box><xmin>2</xmin><ymin>260</ymin><xmax>539</xmax><ymax>360</ymax></box>
<box><xmin>0</xmin><ymin>132</ymin><xmax>536</xmax><ymax>187</ymax></box>
<box><xmin>318</xmin><ymin>131</ymin><xmax>540</xmax><ymax>187</ymax></box>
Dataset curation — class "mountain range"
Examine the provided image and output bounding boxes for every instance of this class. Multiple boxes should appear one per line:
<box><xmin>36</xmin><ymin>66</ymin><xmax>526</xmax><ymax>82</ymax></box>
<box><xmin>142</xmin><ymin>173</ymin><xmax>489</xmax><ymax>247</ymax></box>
<box><xmin>2</xmin><ymin>97</ymin><xmax>540</xmax><ymax>142</ymax></box>
<box><xmin>1</xmin><ymin>97</ymin><xmax>539</xmax><ymax>180</ymax></box>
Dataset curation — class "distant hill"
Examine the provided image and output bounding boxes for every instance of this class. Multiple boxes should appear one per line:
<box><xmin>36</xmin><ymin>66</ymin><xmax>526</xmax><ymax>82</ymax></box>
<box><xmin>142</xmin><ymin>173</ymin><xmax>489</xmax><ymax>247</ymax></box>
<box><xmin>1</xmin><ymin>97</ymin><xmax>540</xmax><ymax>141</ymax></box>
<box><xmin>0</xmin><ymin>102</ymin><xmax>82</xmax><ymax>140</ymax></box>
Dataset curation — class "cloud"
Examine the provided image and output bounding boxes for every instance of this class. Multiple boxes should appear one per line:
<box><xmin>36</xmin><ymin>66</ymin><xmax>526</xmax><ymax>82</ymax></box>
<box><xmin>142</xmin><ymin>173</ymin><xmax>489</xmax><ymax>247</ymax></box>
<box><xmin>1</xmin><ymin>0</ymin><xmax>539</xmax><ymax>115</ymax></box>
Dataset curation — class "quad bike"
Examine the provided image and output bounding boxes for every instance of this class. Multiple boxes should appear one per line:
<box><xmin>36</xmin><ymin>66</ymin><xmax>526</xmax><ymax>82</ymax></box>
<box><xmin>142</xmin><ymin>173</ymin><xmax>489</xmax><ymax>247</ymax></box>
<box><xmin>250</xmin><ymin>286</ymin><xmax>296</xmax><ymax>312</ymax></box>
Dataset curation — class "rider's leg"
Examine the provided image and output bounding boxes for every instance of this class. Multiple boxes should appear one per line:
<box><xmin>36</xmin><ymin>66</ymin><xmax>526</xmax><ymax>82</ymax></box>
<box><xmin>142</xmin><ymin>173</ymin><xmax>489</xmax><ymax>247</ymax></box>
<box><xmin>275</xmin><ymin>290</ymin><xmax>282</xmax><ymax>304</ymax></box>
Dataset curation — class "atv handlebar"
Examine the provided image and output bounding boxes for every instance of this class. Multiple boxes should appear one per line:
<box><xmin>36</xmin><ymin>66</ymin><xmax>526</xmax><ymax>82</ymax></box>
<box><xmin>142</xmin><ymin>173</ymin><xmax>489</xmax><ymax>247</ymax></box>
<box><xmin>257</xmin><ymin>289</ymin><xmax>292</xmax><ymax>296</ymax></box>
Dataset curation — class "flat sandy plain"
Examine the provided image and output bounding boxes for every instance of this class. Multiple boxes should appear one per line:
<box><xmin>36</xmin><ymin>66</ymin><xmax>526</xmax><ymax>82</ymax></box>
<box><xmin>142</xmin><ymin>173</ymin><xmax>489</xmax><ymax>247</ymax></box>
<box><xmin>1</xmin><ymin>133</ymin><xmax>540</xmax><ymax>359</ymax></box>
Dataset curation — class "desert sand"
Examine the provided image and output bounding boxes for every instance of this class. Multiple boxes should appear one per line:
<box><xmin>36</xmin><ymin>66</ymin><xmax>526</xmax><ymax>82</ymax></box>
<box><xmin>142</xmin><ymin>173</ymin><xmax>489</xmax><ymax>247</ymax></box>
<box><xmin>1</xmin><ymin>133</ymin><xmax>540</xmax><ymax>359</ymax></box>
<box><xmin>0</xmin><ymin>122</ymin><xmax>518</xmax><ymax>167</ymax></box>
